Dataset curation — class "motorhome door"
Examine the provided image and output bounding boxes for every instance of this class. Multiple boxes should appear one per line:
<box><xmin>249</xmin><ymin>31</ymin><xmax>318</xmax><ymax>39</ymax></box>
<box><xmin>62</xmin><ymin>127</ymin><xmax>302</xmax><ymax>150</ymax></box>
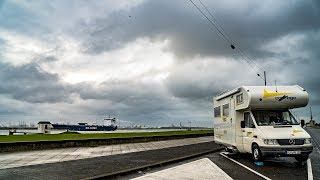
<box><xmin>242</xmin><ymin>112</ymin><xmax>255</xmax><ymax>152</ymax></box>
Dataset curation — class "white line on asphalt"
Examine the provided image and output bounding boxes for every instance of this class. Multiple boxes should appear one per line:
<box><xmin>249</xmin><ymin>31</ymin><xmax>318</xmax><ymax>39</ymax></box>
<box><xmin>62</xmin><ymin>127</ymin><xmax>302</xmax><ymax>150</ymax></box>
<box><xmin>220</xmin><ymin>152</ymin><xmax>271</xmax><ymax>180</ymax></box>
<box><xmin>311</xmin><ymin>136</ymin><xmax>320</xmax><ymax>153</ymax></box>
<box><xmin>307</xmin><ymin>158</ymin><xmax>313</xmax><ymax>180</ymax></box>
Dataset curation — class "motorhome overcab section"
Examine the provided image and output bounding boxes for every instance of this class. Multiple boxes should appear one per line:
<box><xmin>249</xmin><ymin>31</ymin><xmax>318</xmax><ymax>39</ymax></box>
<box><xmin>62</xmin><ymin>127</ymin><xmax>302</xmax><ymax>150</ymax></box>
<box><xmin>213</xmin><ymin>85</ymin><xmax>313</xmax><ymax>162</ymax></box>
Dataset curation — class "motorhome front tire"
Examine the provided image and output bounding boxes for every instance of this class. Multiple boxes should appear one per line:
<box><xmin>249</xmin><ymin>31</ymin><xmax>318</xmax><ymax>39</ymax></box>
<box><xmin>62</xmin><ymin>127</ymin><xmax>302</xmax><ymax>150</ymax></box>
<box><xmin>294</xmin><ymin>155</ymin><xmax>309</xmax><ymax>162</ymax></box>
<box><xmin>252</xmin><ymin>144</ymin><xmax>263</xmax><ymax>161</ymax></box>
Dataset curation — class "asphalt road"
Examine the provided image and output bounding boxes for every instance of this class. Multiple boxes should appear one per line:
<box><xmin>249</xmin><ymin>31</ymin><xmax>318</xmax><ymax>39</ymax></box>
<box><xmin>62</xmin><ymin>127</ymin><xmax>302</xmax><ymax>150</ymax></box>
<box><xmin>118</xmin><ymin>150</ymin><xmax>308</xmax><ymax>180</ymax></box>
<box><xmin>0</xmin><ymin>141</ymin><xmax>221</xmax><ymax>180</ymax></box>
<box><xmin>306</xmin><ymin>128</ymin><xmax>320</xmax><ymax>180</ymax></box>
<box><xmin>1</xmin><ymin>130</ymin><xmax>318</xmax><ymax>180</ymax></box>
<box><xmin>106</xmin><ymin>128</ymin><xmax>320</xmax><ymax>180</ymax></box>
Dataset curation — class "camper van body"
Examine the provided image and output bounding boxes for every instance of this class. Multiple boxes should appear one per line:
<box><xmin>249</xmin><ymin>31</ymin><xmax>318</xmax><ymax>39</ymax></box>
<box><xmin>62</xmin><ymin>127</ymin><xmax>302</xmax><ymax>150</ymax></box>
<box><xmin>213</xmin><ymin>85</ymin><xmax>313</xmax><ymax>161</ymax></box>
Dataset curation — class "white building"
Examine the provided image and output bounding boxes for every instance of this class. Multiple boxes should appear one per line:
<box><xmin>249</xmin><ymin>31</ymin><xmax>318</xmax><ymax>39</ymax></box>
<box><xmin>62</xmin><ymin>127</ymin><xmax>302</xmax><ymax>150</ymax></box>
<box><xmin>37</xmin><ymin>121</ymin><xmax>52</xmax><ymax>134</ymax></box>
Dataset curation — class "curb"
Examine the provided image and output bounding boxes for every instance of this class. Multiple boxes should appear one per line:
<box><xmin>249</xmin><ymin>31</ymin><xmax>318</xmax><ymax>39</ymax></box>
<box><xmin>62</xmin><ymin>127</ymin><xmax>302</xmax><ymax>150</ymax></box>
<box><xmin>82</xmin><ymin>147</ymin><xmax>223</xmax><ymax>180</ymax></box>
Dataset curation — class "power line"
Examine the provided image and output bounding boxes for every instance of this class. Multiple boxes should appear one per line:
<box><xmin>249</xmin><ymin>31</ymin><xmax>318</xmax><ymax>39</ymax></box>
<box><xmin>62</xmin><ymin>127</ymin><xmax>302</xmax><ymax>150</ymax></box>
<box><xmin>196</xmin><ymin>0</ymin><xmax>264</xmax><ymax>72</ymax></box>
<box><xmin>188</xmin><ymin>0</ymin><xmax>232</xmax><ymax>45</ymax></box>
<box><xmin>189</xmin><ymin>0</ymin><xmax>271</xmax><ymax>85</ymax></box>
<box><xmin>197</xmin><ymin>0</ymin><xmax>234</xmax><ymax>44</ymax></box>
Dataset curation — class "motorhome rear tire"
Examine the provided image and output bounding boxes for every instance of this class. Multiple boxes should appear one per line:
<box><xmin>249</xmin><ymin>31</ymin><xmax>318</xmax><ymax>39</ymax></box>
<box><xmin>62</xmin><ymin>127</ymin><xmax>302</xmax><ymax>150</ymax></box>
<box><xmin>252</xmin><ymin>144</ymin><xmax>263</xmax><ymax>162</ymax></box>
<box><xmin>294</xmin><ymin>155</ymin><xmax>309</xmax><ymax>162</ymax></box>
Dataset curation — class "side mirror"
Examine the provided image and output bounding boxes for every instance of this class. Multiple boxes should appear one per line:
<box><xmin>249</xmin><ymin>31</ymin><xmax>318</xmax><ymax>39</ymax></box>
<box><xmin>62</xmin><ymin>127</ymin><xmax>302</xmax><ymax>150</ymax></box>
<box><xmin>241</xmin><ymin>121</ymin><xmax>245</xmax><ymax>128</ymax></box>
<box><xmin>301</xmin><ymin>120</ymin><xmax>305</xmax><ymax>128</ymax></box>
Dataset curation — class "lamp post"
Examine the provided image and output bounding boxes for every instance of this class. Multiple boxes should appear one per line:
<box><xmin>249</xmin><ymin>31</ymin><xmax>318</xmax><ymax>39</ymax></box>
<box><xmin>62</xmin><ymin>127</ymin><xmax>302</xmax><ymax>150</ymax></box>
<box><xmin>257</xmin><ymin>71</ymin><xmax>267</xmax><ymax>86</ymax></box>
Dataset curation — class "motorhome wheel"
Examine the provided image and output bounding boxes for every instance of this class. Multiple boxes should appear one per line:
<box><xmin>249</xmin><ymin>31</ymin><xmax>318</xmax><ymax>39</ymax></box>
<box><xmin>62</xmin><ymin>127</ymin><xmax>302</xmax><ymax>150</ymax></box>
<box><xmin>252</xmin><ymin>144</ymin><xmax>263</xmax><ymax>161</ymax></box>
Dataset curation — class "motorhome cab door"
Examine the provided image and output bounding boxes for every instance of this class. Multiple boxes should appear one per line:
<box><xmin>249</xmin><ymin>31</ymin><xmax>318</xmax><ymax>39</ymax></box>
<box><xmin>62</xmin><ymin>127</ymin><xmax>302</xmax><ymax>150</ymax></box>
<box><xmin>242</xmin><ymin>111</ymin><xmax>255</xmax><ymax>152</ymax></box>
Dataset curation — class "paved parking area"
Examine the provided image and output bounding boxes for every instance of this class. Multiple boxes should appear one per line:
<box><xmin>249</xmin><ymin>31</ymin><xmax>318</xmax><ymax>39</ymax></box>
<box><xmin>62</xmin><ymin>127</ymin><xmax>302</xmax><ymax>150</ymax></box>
<box><xmin>0</xmin><ymin>136</ymin><xmax>213</xmax><ymax>170</ymax></box>
<box><xmin>0</xmin><ymin>141</ymin><xmax>219</xmax><ymax>180</ymax></box>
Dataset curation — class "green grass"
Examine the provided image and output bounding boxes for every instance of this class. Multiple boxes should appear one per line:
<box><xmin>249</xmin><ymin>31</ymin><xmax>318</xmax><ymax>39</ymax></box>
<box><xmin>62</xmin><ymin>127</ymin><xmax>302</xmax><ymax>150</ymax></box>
<box><xmin>0</xmin><ymin>130</ymin><xmax>214</xmax><ymax>143</ymax></box>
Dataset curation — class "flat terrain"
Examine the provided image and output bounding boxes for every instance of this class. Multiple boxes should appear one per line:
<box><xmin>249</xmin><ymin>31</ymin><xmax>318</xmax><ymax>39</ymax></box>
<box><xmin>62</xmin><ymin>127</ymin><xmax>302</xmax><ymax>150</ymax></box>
<box><xmin>0</xmin><ymin>137</ymin><xmax>213</xmax><ymax>169</ymax></box>
<box><xmin>0</xmin><ymin>132</ymin><xmax>318</xmax><ymax>180</ymax></box>
<box><xmin>0</xmin><ymin>130</ymin><xmax>213</xmax><ymax>143</ymax></box>
<box><xmin>0</xmin><ymin>139</ymin><xmax>220</xmax><ymax>180</ymax></box>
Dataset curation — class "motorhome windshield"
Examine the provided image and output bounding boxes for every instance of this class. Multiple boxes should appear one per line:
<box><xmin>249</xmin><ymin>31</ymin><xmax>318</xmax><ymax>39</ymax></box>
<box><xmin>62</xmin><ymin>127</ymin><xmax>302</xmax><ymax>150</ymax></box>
<box><xmin>252</xmin><ymin>110</ymin><xmax>299</xmax><ymax>126</ymax></box>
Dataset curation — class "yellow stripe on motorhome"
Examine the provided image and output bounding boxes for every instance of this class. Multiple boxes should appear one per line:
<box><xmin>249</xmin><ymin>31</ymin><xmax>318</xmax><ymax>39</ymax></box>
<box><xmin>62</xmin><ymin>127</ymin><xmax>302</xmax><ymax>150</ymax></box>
<box><xmin>293</xmin><ymin>129</ymin><xmax>302</xmax><ymax>134</ymax></box>
<box><xmin>263</xmin><ymin>89</ymin><xmax>293</xmax><ymax>98</ymax></box>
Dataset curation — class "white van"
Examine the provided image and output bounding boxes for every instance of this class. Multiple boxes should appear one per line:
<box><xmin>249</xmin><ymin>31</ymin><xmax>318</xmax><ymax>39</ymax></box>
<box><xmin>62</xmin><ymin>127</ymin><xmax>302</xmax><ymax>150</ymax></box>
<box><xmin>213</xmin><ymin>85</ymin><xmax>313</xmax><ymax>162</ymax></box>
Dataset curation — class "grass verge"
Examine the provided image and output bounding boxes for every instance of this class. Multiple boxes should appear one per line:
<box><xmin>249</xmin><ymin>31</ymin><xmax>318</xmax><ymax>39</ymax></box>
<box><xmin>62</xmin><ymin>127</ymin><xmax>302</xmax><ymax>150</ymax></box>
<box><xmin>0</xmin><ymin>130</ymin><xmax>213</xmax><ymax>143</ymax></box>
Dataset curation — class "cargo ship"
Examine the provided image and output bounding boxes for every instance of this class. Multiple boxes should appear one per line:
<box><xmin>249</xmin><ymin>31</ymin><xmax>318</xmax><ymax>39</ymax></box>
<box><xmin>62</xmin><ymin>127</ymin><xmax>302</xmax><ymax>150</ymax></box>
<box><xmin>51</xmin><ymin>116</ymin><xmax>117</xmax><ymax>131</ymax></box>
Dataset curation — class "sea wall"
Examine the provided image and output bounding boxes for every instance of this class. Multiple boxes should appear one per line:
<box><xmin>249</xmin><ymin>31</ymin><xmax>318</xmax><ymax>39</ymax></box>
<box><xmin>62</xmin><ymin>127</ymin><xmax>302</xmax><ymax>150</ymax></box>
<box><xmin>0</xmin><ymin>133</ymin><xmax>214</xmax><ymax>153</ymax></box>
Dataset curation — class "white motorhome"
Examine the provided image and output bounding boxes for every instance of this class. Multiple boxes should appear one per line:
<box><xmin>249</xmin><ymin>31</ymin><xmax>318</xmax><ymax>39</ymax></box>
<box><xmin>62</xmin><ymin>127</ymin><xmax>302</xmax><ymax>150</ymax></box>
<box><xmin>213</xmin><ymin>85</ymin><xmax>313</xmax><ymax>162</ymax></box>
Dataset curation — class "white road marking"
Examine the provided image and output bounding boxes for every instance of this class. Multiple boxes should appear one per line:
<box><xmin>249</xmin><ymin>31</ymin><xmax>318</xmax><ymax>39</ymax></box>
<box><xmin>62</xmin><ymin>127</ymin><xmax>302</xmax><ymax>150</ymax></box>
<box><xmin>132</xmin><ymin>158</ymin><xmax>233</xmax><ymax>180</ymax></box>
<box><xmin>307</xmin><ymin>158</ymin><xmax>313</xmax><ymax>180</ymax></box>
<box><xmin>220</xmin><ymin>152</ymin><xmax>271</xmax><ymax>180</ymax></box>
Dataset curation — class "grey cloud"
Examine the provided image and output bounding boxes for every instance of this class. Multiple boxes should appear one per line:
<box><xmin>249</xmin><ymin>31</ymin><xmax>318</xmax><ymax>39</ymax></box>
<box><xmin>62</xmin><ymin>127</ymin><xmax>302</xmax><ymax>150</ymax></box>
<box><xmin>81</xmin><ymin>0</ymin><xmax>319</xmax><ymax>59</ymax></box>
<box><xmin>165</xmin><ymin>58</ymin><xmax>260</xmax><ymax>101</ymax></box>
<box><xmin>72</xmin><ymin>80</ymin><xmax>201</xmax><ymax>126</ymax></box>
<box><xmin>1</xmin><ymin>0</ymin><xmax>320</xmax><ymax>125</ymax></box>
<box><xmin>0</xmin><ymin>62</ymin><xmax>73</xmax><ymax>103</ymax></box>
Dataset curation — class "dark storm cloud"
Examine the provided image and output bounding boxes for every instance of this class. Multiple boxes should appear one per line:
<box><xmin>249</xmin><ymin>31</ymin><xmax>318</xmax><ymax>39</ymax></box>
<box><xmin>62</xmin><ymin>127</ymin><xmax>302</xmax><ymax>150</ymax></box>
<box><xmin>0</xmin><ymin>61</ymin><xmax>190</xmax><ymax>125</ymax></box>
<box><xmin>79</xmin><ymin>0</ymin><xmax>320</xmax><ymax>121</ymax></box>
<box><xmin>1</xmin><ymin>0</ymin><xmax>320</xmax><ymax>125</ymax></box>
<box><xmin>82</xmin><ymin>0</ymin><xmax>320</xmax><ymax>59</ymax></box>
<box><xmin>0</xmin><ymin>62</ymin><xmax>73</xmax><ymax>103</ymax></box>
<box><xmin>71</xmin><ymin>79</ymin><xmax>199</xmax><ymax>126</ymax></box>
<box><xmin>77</xmin><ymin>80</ymin><xmax>176</xmax><ymax>111</ymax></box>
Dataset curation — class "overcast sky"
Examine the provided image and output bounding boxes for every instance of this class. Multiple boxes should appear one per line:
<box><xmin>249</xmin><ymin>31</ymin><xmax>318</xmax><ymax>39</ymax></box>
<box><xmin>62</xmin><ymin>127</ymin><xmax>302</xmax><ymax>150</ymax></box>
<box><xmin>0</xmin><ymin>0</ymin><xmax>319</xmax><ymax>127</ymax></box>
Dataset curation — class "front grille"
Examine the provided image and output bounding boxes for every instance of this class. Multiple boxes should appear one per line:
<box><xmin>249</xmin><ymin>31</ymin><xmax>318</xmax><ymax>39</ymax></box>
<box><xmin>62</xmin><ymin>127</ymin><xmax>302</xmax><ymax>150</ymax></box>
<box><xmin>277</xmin><ymin>139</ymin><xmax>304</xmax><ymax>145</ymax></box>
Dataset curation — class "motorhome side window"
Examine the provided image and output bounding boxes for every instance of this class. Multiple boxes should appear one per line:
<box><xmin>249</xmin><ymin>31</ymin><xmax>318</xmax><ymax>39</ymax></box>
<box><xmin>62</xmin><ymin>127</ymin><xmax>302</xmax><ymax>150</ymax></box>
<box><xmin>244</xmin><ymin>112</ymin><xmax>254</xmax><ymax>128</ymax></box>
<box><xmin>236</xmin><ymin>94</ymin><xmax>243</xmax><ymax>104</ymax></box>
<box><xmin>214</xmin><ymin>106</ymin><xmax>221</xmax><ymax>117</ymax></box>
<box><xmin>222</xmin><ymin>104</ymin><xmax>229</xmax><ymax>117</ymax></box>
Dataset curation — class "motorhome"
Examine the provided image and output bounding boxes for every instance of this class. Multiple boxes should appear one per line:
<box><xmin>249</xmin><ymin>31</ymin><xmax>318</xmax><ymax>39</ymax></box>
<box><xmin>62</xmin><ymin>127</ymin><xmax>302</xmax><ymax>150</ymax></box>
<box><xmin>213</xmin><ymin>85</ymin><xmax>313</xmax><ymax>162</ymax></box>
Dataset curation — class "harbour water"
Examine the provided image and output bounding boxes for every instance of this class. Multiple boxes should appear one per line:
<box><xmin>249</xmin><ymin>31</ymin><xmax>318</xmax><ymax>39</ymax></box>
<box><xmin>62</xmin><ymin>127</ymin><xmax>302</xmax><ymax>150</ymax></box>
<box><xmin>0</xmin><ymin>129</ymin><xmax>185</xmax><ymax>135</ymax></box>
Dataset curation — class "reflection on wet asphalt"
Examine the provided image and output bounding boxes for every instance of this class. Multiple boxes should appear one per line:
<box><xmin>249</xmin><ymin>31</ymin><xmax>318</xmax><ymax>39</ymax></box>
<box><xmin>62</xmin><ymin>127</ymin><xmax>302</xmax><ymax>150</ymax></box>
<box><xmin>306</xmin><ymin>128</ymin><xmax>320</xmax><ymax>180</ymax></box>
<box><xmin>210</xmin><ymin>152</ymin><xmax>307</xmax><ymax>180</ymax></box>
<box><xmin>208</xmin><ymin>150</ymin><xmax>308</xmax><ymax>180</ymax></box>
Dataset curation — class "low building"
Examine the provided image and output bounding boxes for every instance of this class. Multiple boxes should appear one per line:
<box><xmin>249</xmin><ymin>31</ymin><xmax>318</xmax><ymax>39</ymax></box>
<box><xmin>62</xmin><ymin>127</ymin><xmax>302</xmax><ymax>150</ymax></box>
<box><xmin>309</xmin><ymin>120</ymin><xmax>316</xmax><ymax>127</ymax></box>
<box><xmin>37</xmin><ymin>121</ymin><xmax>52</xmax><ymax>134</ymax></box>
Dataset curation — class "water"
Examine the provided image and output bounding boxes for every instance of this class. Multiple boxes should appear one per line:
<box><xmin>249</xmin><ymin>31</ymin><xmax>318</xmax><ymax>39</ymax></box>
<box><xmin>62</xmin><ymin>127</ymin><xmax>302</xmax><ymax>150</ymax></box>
<box><xmin>0</xmin><ymin>129</ymin><xmax>185</xmax><ymax>135</ymax></box>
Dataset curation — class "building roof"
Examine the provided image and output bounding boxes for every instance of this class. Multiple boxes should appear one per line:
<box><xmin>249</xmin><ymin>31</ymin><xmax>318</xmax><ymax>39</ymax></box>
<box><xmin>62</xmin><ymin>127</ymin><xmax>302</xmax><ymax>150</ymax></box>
<box><xmin>38</xmin><ymin>121</ymin><xmax>51</xmax><ymax>124</ymax></box>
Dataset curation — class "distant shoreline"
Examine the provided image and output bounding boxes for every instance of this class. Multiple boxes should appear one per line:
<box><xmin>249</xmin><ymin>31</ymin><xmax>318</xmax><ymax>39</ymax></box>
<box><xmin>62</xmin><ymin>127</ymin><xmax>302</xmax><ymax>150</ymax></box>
<box><xmin>0</xmin><ymin>127</ymin><xmax>212</xmax><ymax>130</ymax></box>
<box><xmin>0</xmin><ymin>127</ymin><xmax>37</xmax><ymax>130</ymax></box>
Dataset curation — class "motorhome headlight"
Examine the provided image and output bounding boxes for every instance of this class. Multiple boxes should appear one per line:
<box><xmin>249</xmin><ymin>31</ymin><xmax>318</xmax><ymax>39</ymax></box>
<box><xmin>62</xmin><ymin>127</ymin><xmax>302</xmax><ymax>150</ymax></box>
<box><xmin>304</xmin><ymin>138</ymin><xmax>312</xmax><ymax>144</ymax></box>
<box><xmin>263</xmin><ymin>139</ymin><xmax>278</xmax><ymax>145</ymax></box>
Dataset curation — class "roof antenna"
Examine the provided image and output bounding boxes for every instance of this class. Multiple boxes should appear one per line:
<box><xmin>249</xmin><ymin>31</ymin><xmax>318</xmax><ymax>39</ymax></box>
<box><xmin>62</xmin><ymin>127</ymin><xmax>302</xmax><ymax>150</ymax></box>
<box><xmin>275</xmin><ymin>80</ymin><xmax>278</xmax><ymax>92</ymax></box>
<box><xmin>310</xmin><ymin>106</ymin><xmax>313</xmax><ymax>121</ymax></box>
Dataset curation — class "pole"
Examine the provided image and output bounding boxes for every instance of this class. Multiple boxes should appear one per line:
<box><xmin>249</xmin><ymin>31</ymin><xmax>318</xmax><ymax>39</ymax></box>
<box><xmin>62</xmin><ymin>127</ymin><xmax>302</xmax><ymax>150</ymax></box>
<box><xmin>264</xmin><ymin>71</ymin><xmax>266</xmax><ymax>86</ymax></box>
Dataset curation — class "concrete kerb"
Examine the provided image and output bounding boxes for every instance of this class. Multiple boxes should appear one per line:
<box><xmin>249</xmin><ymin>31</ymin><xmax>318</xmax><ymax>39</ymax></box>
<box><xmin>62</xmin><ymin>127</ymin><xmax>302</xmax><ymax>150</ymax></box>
<box><xmin>82</xmin><ymin>148</ymin><xmax>223</xmax><ymax>180</ymax></box>
<box><xmin>0</xmin><ymin>133</ymin><xmax>214</xmax><ymax>153</ymax></box>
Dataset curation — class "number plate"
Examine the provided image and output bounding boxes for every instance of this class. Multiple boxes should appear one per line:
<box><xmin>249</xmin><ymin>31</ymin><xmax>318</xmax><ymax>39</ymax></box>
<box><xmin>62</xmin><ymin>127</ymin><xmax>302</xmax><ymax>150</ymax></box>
<box><xmin>286</xmin><ymin>151</ymin><xmax>301</xmax><ymax>155</ymax></box>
